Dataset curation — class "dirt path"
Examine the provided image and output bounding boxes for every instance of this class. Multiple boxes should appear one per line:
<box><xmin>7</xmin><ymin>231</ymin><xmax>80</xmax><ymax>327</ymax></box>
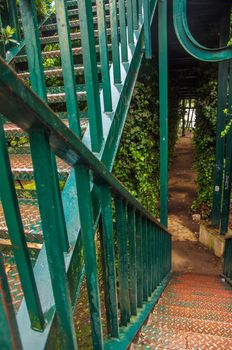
<box><xmin>168</xmin><ymin>134</ymin><xmax>223</xmax><ymax>274</ymax></box>
<box><xmin>168</xmin><ymin>134</ymin><xmax>198</xmax><ymax>241</ymax></box>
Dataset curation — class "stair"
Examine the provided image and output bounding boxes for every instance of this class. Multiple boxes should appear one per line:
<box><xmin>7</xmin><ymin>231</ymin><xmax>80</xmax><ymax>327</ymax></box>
<box><xmin>132</xmin><ymin>273</ymin><xmax>232</xmax><ymax>349</ymax></box>
<box><xmin>1</xmin><ymin>0</ymin><xmax>104</xmax><ymax>311</ymax></box>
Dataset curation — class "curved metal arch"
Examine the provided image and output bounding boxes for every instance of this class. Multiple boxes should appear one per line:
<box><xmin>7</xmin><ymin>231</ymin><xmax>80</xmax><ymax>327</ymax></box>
<box><xmin>173</xmin><ymin>0</ymin><xmax>232</xmax><ymax>62</ymax></box>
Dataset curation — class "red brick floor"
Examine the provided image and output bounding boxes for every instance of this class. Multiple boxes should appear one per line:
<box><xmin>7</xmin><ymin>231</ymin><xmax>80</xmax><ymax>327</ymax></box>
<box><xmin>132</xmin><ymin>273</ymin><xmax>232</xmax><ymax>349</ymax></box>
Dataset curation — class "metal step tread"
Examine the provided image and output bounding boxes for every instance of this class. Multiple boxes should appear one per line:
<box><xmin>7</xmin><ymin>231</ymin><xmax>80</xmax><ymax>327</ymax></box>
<box><xmin>40</xmin><ymin>15</ymin><xmax>111</xmax><ymax>32</ymax></box>
<box><xmin>132</xmin><ymin>273</ymin><xmax>232</xmax><ymax>349</ymax></box>
<box><xmin>154</xmin><ymin>304</ymin><xmax>232</xmax><ymax>324</ymax></box>
<box><xmin>4</xmin><ymin>118</ymin><xmax>88</xmax><ymax>136</ymax></box>
<box><xmin>0</xmin><ymin>198</ymin><xmax>43</xmax><ymax>243</ymax></box>
<box><xmin>2</xmin><ymin>247</ymin><xmax>40</xmax><ymax>311</ymax></box>
<box><xmin>13</xmin><ymin>44</ymin><xmax>112</xmax><ymax>63</ymax></box>
<box><xmin>39</xmin><ymin>27</ymin><xmax>112</xmax><ymax>45</ymax></box>
<box><xmin>9</xmin><ymin>153</ymin><xmax>70</xmax><ymax>180</ymax></box>
<box><xmin>17</xmin><ymin>63</ymin><xmax>101</xmax><ymax>79</ymax></box>
<box><xmin>132</xmin><ymin>326</ymin><xmax>232</xmax><ymax>349</ymax></box>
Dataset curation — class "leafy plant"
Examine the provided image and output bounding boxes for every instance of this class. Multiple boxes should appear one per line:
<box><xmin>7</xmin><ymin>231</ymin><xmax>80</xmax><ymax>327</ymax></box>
<box><xmin>113</xmin><ymin>60</ymin><xmax>180</xmax><ymax>217</ymax></box>
<box><xmin>0</xmin><ymin>25</ymin><xmax>18</xmax><ymax>45</ymax></box>
<box><xmin>192</xmin><ymin>73</ymin><xmax>217</xmax><ymax>217</ymax></box>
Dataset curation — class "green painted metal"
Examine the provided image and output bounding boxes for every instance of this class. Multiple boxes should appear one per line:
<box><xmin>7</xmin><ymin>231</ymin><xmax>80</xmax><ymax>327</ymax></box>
<box><xmin>19</xmin><ymin>0</ymin><xmax>70</xmax><ymax>252</ymax></box>
<box><xmin>78</xmin><ymin>0</ymin><xmax>103</xmax><ymax>152</ymax></box>
<box><xmin>143</xmin><ymin>0</ymin><xmax>154</xmax><ymax>59</ymax></box>
<box><xmin>132</xmin><ymin>0</ymin><xmax>139</xmax><ymax>30</ymax></box>
<box><xmin>99</xmin><ymin>185</ymin><xmax>119</xmax><ymax>337</ymax></box>
<box><xmin>0</xmin><ymin>119</ymin><xmax>45</xmax><ymax>331</ymax></box>
<box><xmin>212</xmin><ymin>13</ymin><xmax>230</xmax><ymax>227</ymax></box>
<box><xmin>127</xmin><ymin>0</ymin><xmax>134</xmax><ymax>44</ymax></box>
<box><xmin>224</xmin><ymin>238</ymin><xmax>232</xmax><ymax>280</ymax></box>
<box><xmin>128</xmin><ymin>206</ymin><xmax>137</xmax><ymax>316</ymax></box>
<box><xmin>7</xmin><ymin>0</ymin><xmax>21</xmax><ymax>42</ymax></box>
<box><xmin>142</xmin><ymin>218</ymin><xmax>148</xmax><ymax>301</ymax></box>
<box><xmin>151</xmin><ymin>226</ymin><xmax>156</xmax><ymax>291</ymax></box>
<box><xmin>0</xmin><ymin>252</ymin><xmax>22</xmax><ymax>350</ymax></box>
<box><xmin>116</xmin><ymin>197</ymin><xmax>130</xmax><ymax>326</ymax></box>
<box><xmin>136</xmin><ymin>213</ymin><xmax>143</xmax><ymax>308</ymax></box>
<box><xmin>109</xmin><ymin>0</ymin><xmax>121</xmax><ymax>83</ymax></box>
<box><xmin>220</xmin><ymin>61</ymin><xmax>232</xmax><ymax>235</ymax></box>
<box><xmin>173</xmin><ymin>0</ymin><xmax>232</xmax><ymax>62</ymax></box>
<box><xmin>75</xmin><ymin>164</ymin><xmax>104</xmax><ymax>349</ymax></box>
<box><xmin>29</xmin><ymin>130</ymin><xmax>78</xmax><ymax>350</ymax></box>
<box><xmin>96</xmin><ymin>0</ymin><xmax>113</xmax><ymax>112</ymax></box>
<box><xmin>54</xmin><ymin>0</ymin><xmax>82</xmax><ymax>136</ymax></box>
<box><xmin>119</xmin><ymin>0</ymin><xmax>128</xmax><ymax>62</ymax></box>
<box><xmin>0</xmin><ymin>1</ymin><xmax>173</xmax><ymax>346</ymax></box>
<box><xmin>147</xmin><ymin>221</ymin><xmax>152</xmax><ymax>295</ymax></box>
<box><xmin>104</xmin><ymin>273</ymin><xmax>172</xmax><ymax>350</ymax></box>
<box><xmin>158</xmin><ymin>0</ymin><xmax>168</xmax><ymax>227</ymax></box>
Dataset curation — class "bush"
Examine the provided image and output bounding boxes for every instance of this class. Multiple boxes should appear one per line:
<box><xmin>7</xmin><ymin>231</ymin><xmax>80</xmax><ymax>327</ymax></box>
<box><xmin>113</xmin><ymin>61</ymin><xmax>180</xmax><ymax>217</ymax></box>
<box><xmin>192</xmin><ymin>78</ymin><xmax>217</xmax><ymax>217</ymax></box>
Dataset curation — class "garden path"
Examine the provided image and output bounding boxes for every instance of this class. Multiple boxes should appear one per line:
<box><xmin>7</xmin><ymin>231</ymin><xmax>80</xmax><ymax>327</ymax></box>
<box><xmin>168</xmin><ymin>134</ymin><xmax>222</xmax><ymax>274</ymax></box>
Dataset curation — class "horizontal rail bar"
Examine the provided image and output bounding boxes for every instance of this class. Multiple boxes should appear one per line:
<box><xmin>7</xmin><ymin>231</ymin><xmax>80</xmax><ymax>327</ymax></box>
<box><xmin>0</xmin><ymin>57</ymin><xmax>171</xmax><ymax>236</ymax></box>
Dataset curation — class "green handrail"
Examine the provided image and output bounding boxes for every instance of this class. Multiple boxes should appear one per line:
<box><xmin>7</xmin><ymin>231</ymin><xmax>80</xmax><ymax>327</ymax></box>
<box><xmin>0</xmin><ymin>56</ymin><xmax>171</xmax><ymax>349</ymax></box>
<box><xmin>173</xmin><ymin>0</ymin><xmax>232</xmax><ymax>62</ymax></box>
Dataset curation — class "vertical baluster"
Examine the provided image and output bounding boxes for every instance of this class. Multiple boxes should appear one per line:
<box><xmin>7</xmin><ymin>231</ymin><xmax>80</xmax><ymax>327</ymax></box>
<box><xmin>220</xmin><ymin>61</ymin><xmax>232</xmax><ymax>235</ymax></box>
<box><xmin>0</xmin><ymin>252</ymin><xmax>22</xmax><ymax>350</ymax></box>
<box><xmin>0</xmin><ymin>119</ymin><xmax>44</xmax><ymax>331</ymax></box>
<box><xmin>132</xmin><ymin>0</ymin><xmax>139</xmax><ymax>30</ymax></box>
<box><xmin>0</xmin><ymin>16</ymin><xmax>5</xmax><ymax>57</ymax></box>
<box><xmin>96</xmin><ymin>0</ymin><xmax>113</xmax><ymax>112</ymax></box>
<box><xmin>19</xmin><ymin>0</ymin><xmax>69</xmax><ymax>252</ymax></box>
<box><xmin>119</xmin><ymin>0</ymin><xmax>128</xmax><ymax>62</ymax></box>
<box><xmin>115</xmin><ymin>197</ymin><xmax>130</xmax><ymax>325</ymax></box>
<box><xmin>157</xmin><ymin>228</ymin><xmax>161</xmax><ymax>285</ymax></box>
<box><xmin>142</xmin><ymin>217</ymin><xmax>148</xmax><ymax>301</ymax></box>
<box><xmin>109</xmin><ymin>0</ymin><xmax>121</xmax><ymax>83</ymax></box>
<box><xmin>147</xmin><ymin>221</ymin><xmax>152</xmax><ymax>295</ymax></box>
<box><xmin>151</xmin><ymin>225</ymin><xmax>156</xmax><ymax>291</ymax></box>
<box><xmin>8</xmin><ymin>0</ymin><xmax>21</xmax><ymax>42</ymax></box>
<box><xmin>161</xmin><ymin>230</ymin><xmax>164</xmax><ymax>280</ymax></box>
<box><xmin>30</xmin><ymin>131</ymin><xmax>77</xmax><ymax>350</ymax></box>
<box><xmin>136</xmin><ymin>213</ymin><xmax>143</xmax><ymax>308</ymax></box>
<box><xmin>75</xmin><ymin>164</ymin><xmax>104</xmax><ymax>348</ymax></box>
<box><xmin>138</xmin><ymin>0</ymin><xmax>142</xmax><ymax>16</ymax></box>
<box><xmin>158</xmin><ymin>0</ymin><xmax>168</xmax><ymax>227</ymax></box>
<box><xmin>78</xmin><ymin>0</ymin><xmax>103</xmax><ymax>152</ymax></box>
<box><xmin>128</xmin><ymin>206</ymin><xmax>137</xmax><ymax>315</ymax></box>
<box><xmin>54</xmin><ymin>0</ymin><xmax>82</xmax><ymax>136</ymax></box>
<box><xmin>127</xmin><ymin>0</ymin><xmax>134</xmax><ymax>44</ymax></box>
<box><xmin>99</xmin><ymin>185</ymin><xmax>119</xmax><ymax>338</ymax></box>
<box><xmin>143</xmin><ymin>0</ymin><xmax>152</xmax><ymax>58</ymax></box>
<box><xmin>154</xmin><ymin>226</ymin><xmax>158</xmax><ymax>288</ymax></box>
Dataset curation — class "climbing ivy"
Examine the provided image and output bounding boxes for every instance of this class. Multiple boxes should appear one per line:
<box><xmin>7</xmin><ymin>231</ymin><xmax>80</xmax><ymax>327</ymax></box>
<box><xmin>192</xmin><ymin>75</ymin><xmax>217</xmax><ymax>217</ymax></box>
<box><xmin>113</xmin><ymin>78</ymin><xmax>160</xmax><ymax>216</ymax></box>
<box><xmin>113</xmin><ymin>61</ymin><xmax>180</xmax><ymax>217</ymax></box>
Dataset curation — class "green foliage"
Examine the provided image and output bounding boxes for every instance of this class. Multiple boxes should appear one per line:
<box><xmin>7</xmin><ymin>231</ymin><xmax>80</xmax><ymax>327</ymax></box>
<box><xmin>221</xmin><ymin>108</ymin><xmax>232</xmax><ymax>137</ymax></box>
<box><xmin>0</xmin><ymin>25</ymin><xmax>18</xmax><ymax>45</ymax></box>
<box><xmin>113</xmin><ymin>66</ymin><xmax>160</xmax><ymax>216</ymax></box>
<box><xmin>192</xmin><ymin>77</ymin><xmax>217</xmax><ymax>217</ymax></box>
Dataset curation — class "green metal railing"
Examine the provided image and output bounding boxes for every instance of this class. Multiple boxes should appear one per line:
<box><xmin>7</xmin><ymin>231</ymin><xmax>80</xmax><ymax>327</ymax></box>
<box><xmin>223</xmin><ymin>237</ymin><xmax>232</xmax><ymax>282</ymax></box>
<box><xmin>0</xmin><ymin>56</ymin><xmax>172</xmax><ymax>349</ymax></box>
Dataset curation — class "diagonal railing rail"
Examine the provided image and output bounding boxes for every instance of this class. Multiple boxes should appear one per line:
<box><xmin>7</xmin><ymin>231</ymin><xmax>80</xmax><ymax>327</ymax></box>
<box><xmin>0</xmin><ymin>57</ymin><xmax>172</xmax><ymax>349</ymax></box>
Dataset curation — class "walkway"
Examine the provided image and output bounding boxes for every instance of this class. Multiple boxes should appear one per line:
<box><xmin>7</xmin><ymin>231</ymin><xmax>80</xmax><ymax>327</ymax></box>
<box><xmin>168</xmin><ymin>134</ymin><xmax>198</xmax><ymax>241</ymax></box>
<box><xmin>132</xmin><ymin>273</ymin><xmax>232</xmax><ymax>349</ymax></box>
<box><xmin>168</xmin><ymin>134</ymin><xmax>222</xmax><ymax>275</ymax></box>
